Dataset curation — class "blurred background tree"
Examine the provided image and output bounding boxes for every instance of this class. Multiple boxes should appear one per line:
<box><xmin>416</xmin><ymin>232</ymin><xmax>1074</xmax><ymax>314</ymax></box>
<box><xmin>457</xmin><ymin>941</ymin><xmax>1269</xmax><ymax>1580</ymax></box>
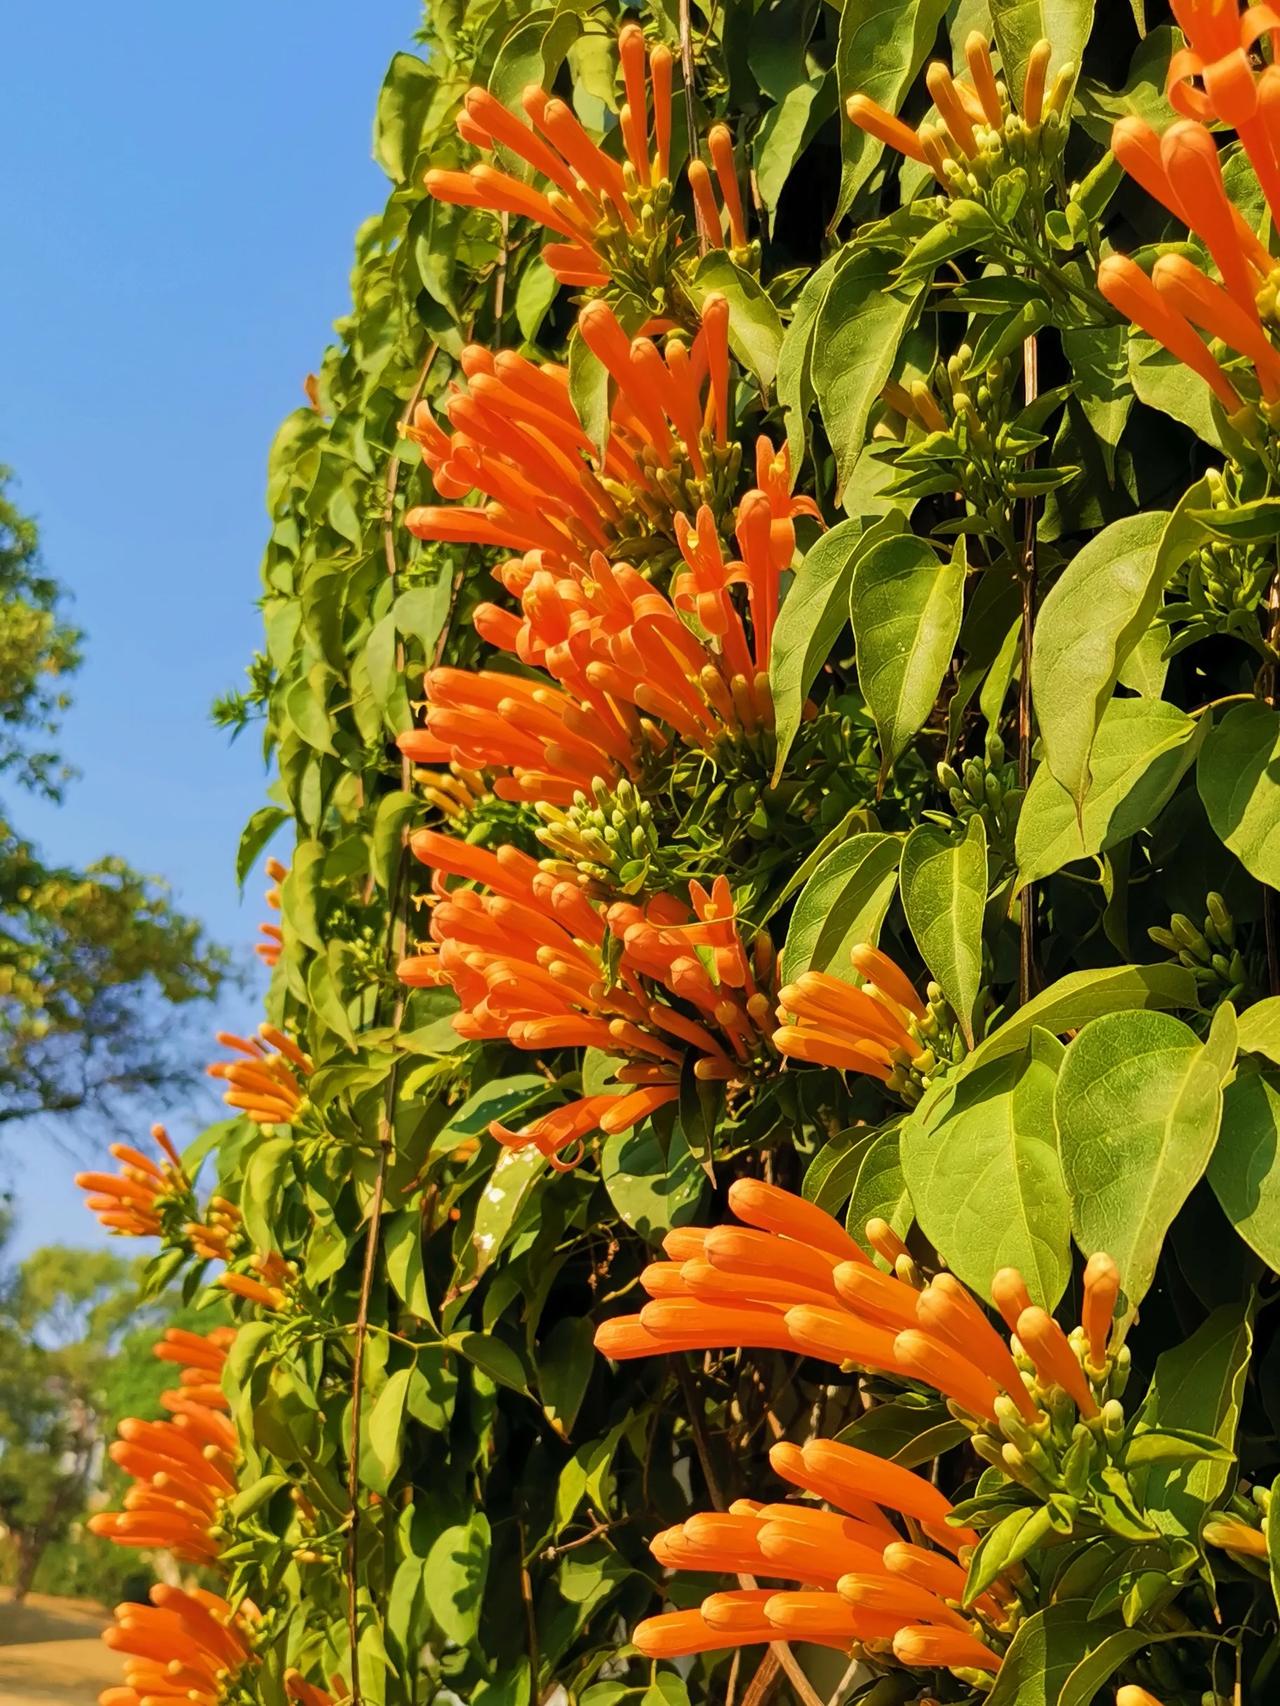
<box><xmin>0</xmin><ymin>470</ymin><xmax>228</xmax><ymax>1130</ymax></box>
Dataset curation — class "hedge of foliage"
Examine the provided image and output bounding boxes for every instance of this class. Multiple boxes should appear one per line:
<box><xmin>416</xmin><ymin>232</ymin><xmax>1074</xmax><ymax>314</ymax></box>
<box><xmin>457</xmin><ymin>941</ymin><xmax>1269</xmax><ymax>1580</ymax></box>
<box><xmin>74</xmin><ymin>1</ymin><xmax>1280</xmax><ymax>1702</ymax></box>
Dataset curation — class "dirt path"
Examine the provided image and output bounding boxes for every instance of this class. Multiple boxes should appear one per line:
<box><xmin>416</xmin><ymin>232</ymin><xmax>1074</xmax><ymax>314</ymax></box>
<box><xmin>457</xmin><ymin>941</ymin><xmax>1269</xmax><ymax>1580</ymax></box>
<box><xmin>0</xmin><ymin>1588</ymin><xmax>119</xmax><ymax>1705</ymax></box>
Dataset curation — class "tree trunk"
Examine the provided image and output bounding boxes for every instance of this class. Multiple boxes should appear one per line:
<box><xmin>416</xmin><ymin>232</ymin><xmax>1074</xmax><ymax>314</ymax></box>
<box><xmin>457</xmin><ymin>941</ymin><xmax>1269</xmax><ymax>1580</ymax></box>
<box><xmin>11</xmin><ymin>1526</ymin><xmax>46</xmax><ymax>1601</ymax></box>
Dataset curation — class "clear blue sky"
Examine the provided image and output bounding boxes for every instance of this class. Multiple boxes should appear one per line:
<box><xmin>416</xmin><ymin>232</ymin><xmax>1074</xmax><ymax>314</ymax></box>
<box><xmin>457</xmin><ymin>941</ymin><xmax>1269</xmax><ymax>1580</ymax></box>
<box><xmin>2</xmin><ymin>4</ymin><xmax>417</xmax><ymax>1258</ymax></box>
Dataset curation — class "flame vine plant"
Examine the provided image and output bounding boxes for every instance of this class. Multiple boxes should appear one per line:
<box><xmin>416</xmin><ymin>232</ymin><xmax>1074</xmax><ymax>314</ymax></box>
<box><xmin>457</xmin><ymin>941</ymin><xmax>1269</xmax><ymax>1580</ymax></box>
<box><xmin>67</xmin><ymin>0</ymin><xmax>1280</xmax><ymax>1700</ymax></box>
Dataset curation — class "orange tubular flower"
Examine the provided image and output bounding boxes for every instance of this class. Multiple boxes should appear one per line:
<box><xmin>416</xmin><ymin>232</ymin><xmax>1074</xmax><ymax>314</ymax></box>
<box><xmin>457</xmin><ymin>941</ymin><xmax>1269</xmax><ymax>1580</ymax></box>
<box><xmin>403</xmin><ymin>297</ymin><xmax>733</xmax><ymax>576</ymax></box>
<box><xmin>98</xmin><ymin>1586</ymin><xmax>256</xmax><ymax>1704</ymax></box>
<box><xmin>255</xmin><ymin>856</ymin><xmax>287</xmax><ymax>968</ymax></box>
<box><xmin>1097</xmin><ymin>255</ymin><xmax>1242</xmax><ymax>412</ymax></box>
<box><xmin>846</xmin><ymin>33</ymin><xmax>1063</xmax><ymax>186</ymax></box>
<box><xmin>773</xmin><ymin>943</ymin><xmax>929</xmax><ymax>1082</ymax></box>
<box><xmin>90</xmin><ymin>1329</ymin><xmax>238</xmax><ymax>1567</ymax></box>
<box><xmin>633</xmin><ymin>1437</ymin><xmax>1001</xmax><ymax>1670</ymax></box>
<box><xmin>1115</xmin><ymin>1690</ymin><xmax>1167</xmax><ymax>1706</ymax></box>
<box><xmin>207</xmin><ymin>1026</ymin><xmax>311</xmax><ymax>1129</ymax></box>
<box><xmin>426</xmin><ymin>27</ymin><xmax>750</xmax><ymax>295</ymax></box>
<box><xmin>76</xmin><ymin>1123</ymin><xmax>190</xmax><ymax>1238</ymax></box>
<box><xmin>595</xmin><ymin>1180</ymin><xmax>1120</xmax><ymax>1433</ymax></box>
<box><xmin>285</xmin><ymin>1673</ymin><xmax>344</xmax><ymax>1706</ymax></box>
<box><xmin>1167</xmin><ymin>0</ymin><xmax>1280</xmax><ymax>219</ymax></box>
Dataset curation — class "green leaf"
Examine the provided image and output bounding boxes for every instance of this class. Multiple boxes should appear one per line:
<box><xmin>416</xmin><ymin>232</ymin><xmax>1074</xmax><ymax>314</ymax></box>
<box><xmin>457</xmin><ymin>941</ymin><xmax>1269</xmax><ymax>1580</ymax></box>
<box><xmin>362</xmin><ymin>1368</ymin><xmax>411</xmax><ymax>1495</ymax></box>
<box><xmin>777</xmin><ymin>249</ymin><xmax>843</xmax><ymax>470</ymax></box>
<box><xmin>384</xmin><ymin>1208</ymin><xmax>432</xmax><ymax>1322</ymax></box>
<box><xmin>851</xmin><ymin>534</ymin><xmax>964</xmax><ymax>773</ymax></box>
<box><xmin>538</xmin><ymin>1316</ymin><xmax>595</xmax><ymax>1440</ymax></box>
<box><xmin>1187</xmin><ymin>495</ymin><xmax>1280</xmax><ymax>542</ymax></box>
<box><xmin>991</xmin><ymin>0</ymin><xmax>1095</xmax><ymax>111</ymax></box>
<box><xmin>1135</xmin><ymin>1301</ymin><xmax>1252</xmax><ymax>1535</ymax></box>
<box><xmin>515</xmin><ymin>254</ymin><xmax>559</xmax><ymax>342</ymax></box>
<box><xmin>1239</xmin><ymin>998</ymin><xmax>1280</xmax><ymax>1065</ymax></box>
<box><xmin>835</xmin><ymin>0</ymin><xmax>950</xmax><ymax>221</ymax></box>
<box><xmin>803</xmin><ymin>1127</ymin><xmax>880</xmax><ymax>1217</ymax></box>
<box><xmin>642</xmin><ymin>1675</ymin><xmax>692</xmax><ymax>1706</ymax></box>
<box><xmin>1056</xmin><ymin>1009</ymin><xmax>1227</xmax><ymax>1305</ymax></box>
<box><xmin>754</xmin><ymin>72</ymin><xmax>834</xmax><ymax>213</ymax></box>
<box><xmin>690</xmin><ymin>252</ymin><xmax>785</xmax><ymax>391</ymax></box>
<box><xmin>1015</xmin><ymin>698</ymin><xmax>1203</xmax><ymax>887</ymax></box>
<box><xmin>371</xmin><ymin>790</ymin><xmax>417</xmax><ymax>893</ymax></box>
<box><xmin>374</xmin><ymin>53</ymin><xmax>435</xmax><ymax>183</ymax></box>
<box><xmin>235</xmin><ymin>806</ymin><xmax>287</xmax><ymax>892</ymax></box>
<box><xmin>848</xmin><ymin>1126</ymin><xmax>912</xmax><ymax>1254</ymax></box>
<box><xmin>1130</xmin><ymin>335</ymin><xmax>1221</xmax><ymax>447</ymax></box>
<box><xmin>1267</xmin><ymin>1472</ymin><xmax>1280</xmax><ymax>1615</ymax></box>
<box><xmin>1032</xmin><ymin>498</ymin><xmax>1203</xmax><ymax>817</ymax></box>
<box><xmin>812</xmin><ymin>248</ymin><xmax>924</xmax><ymax>500</ymax></box>
<box><xmin>1061</xmin><ymin>322</ymin><xmax>1131</xmax><ymax>483</ymax></box>
<box><xmin>424</xmin><ymin>1514</ymin><xmax>490</xmax><ymax>1646</ymax></box>
<box><xmin>900</xmin><ymin>814</ymin><xmax>986</xmax><ymax>1045</ymax></box>
<box><xmin>465</xmin><ymin>1145</ymin><xmax>546</xmax><ymax>1281</ymax></box>
<box><xmin>601</xmin><ymin>1123</ymin><xmax>706</xmax><ymax>1244</ymax></box>
<box><xmin>985</xmin><ymin>1601</ymin><xmax>1107</xmax><ymax>1706</ymax></box>
<box><xmin>769</xmin><ymin>507</ymin><xmax>903</xmax><ymax>778</ymax></box>
<box><xmin>1209</xmin><ymin>1069</ymin><xmax>1280</xmax><ymax>1268</ymax></box>
<box><xmin>780</xmin><ymin>832</ymin><xmax>901</xmax><ymax>984</ymax></box>
<box><xmin>568</xmin><ymin>330</ymin><xmax>609</xmax><ymax>456</ymax></box>
<box><xmin>1058</xmin><ymin>1630</ymin><xmax>1155</xmax><ymax>1706</ymax></box>
<box><xmin>965</xmin><ymin>1506</ymin><xmax>1058</xmax><ymax>1603</ymax></box>
<box><xmin>1198</xmin><ymin>700</ymin><xmax>1280</xmax><ymax>887</ymax></box>
<box><xmin>240</xmin><ymin>1135</ymin><xmax>294</xmax><ymax>1253</ymax></box>
<box><xmin>901</xmin><ymin>1030</ymin><xmax>1071</xmax><ymax>1307</ymax></box>
<box><xmin>966</xmin><ymin>963</ymin><xmax>1198</xmax><ymax>1072</ymax></box>
<box><xmin>448</xmin><ymin>1332</ymin><xmax>528</xmax><ymax>1395</ymax></box>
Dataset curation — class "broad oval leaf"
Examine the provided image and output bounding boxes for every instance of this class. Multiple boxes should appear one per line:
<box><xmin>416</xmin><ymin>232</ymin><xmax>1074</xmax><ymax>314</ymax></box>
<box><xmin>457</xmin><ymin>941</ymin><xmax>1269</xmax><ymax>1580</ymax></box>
<box><xmin>780</xmin><ymin>831</ymin><xmax>901</xmax><ymax>984</ymax></box>
<box><xmin>812</xmin><ymin>248</ymin><xmax>924</xmax><ymax>499</ymax></box>
<box><xmin>835</xmin><ymin>0</ymin><xmax>950</xmax><ymax>219</ymax></box>
<box><xmin>1056</xmin><ymin>1009</ymin><xmax>1228</xmax><ymax>1305</ymax></box>
<box><xmin>769</xmin><ymin>507</ymin><xmax>902</xmax><ymax>779</ymax></box>
<box><xmin>601</xmin><ymin>1122</ymin><xmax>706</xmax><ymax>1243</ymax></box>
<box><xmin>985</xmin><ymin>1601</ymin><xmax>1109</xmax><ymax>1706</ymax></box>
<box><xmin>847</xmin><ymin>1125</ymin><xmax>912</xmax><ymax>1260</ymax></box>
<box><xmin>900</xmin><ymin>813</ymin><xmax>987</xmax><ymax>1045</ymax></box>
<box><xmin>900</xmin><ymin>1030</ymin><xmax>1071</xmax><ymax>1307</ymax></box>
<box><xmin>1197</xmin><ymin>700</ymin><xmax>1280</xmax><ymax>888</ymax></box>
<box><xmin>1015</xmin><ymin>698</ymin><xmax>1202</xmax><ymax>887</ymax></box>
<box><xmin>851</xmin><ymin>535</ymin><xmax>964</xmax><ymax>774</ymax></box>
<box><xmin>1208</xmin><ymin>1069</ymin><xmax>1280</xmax><ymax>1268</ymax></box>
<box><xmin>991</xmin><ymin>0</ymin><xmax>1095</xmax><ymax>113</ymax></box>
<box><xmin>966</xmin><ymin>963</ymin><xmax>1198</xmax><ymax>1072</ymax></box>
<box><xmin>1032</xmin><ymin>492</ymin><xmax>1204</xmax><ymax>814</ymax></box>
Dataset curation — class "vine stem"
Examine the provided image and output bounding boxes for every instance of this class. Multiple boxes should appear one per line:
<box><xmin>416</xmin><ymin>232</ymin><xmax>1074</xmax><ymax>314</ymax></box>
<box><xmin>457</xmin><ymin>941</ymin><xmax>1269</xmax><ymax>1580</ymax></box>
<box><xmin>346</xmin><ymin>338</ymin><xmax>442</xmax><ymax>1701</ymax></box>
<box><xmin>1265</xmin><ymin>571</ymin><xmax>1280</xmax><ymax>996</ymax></box>
<box><xmin>676</xmin><ymin>1361</ymin><xmax>825</xmax><ymax>1706</ymax></box>
<box><xmin>1018</xmin><ymin>330</ymin><xmax>1040</xmax><ymax>1004</ymax></box>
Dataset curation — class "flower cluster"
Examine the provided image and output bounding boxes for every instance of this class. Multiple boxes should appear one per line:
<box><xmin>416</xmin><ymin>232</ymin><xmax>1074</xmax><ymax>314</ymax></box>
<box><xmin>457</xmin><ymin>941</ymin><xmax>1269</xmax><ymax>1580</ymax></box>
<box><xmin>399</xmin><ymin>829</ymin><xmax>777</xmax><ymax>1164</ymax></box>
<box><xmin>98</xmin><ymin>1585</ymin><xmax>256</xmax><ymax>1706</ymax></box>
<box><xmin>1101</xmin><ymin>1</ymin><xmax>1280</xmax><ymax>420</ymax></box>
<box><xmin>89</xmin><ymin>1326</ymin><xmax>237</xmax><ymax>1565</ymax></box>
<box><xmin>425</xmin><ymin>24</ymin><xmax>750</xmax><ymax>305</ymax></box>
<box><xmin>75</xmin><ymin>1124</ymin><xmax>192</xmax><ymax>1239</ymax></box>
<box><xmin>255</xmin><ymin>855</ymin><xmax>287</xmax><ymax>969</ymax></box>
<box><xmin>207</xmin><ymin>1024</ymin><xmax>311</xmax><ymax>1128</ymax></box>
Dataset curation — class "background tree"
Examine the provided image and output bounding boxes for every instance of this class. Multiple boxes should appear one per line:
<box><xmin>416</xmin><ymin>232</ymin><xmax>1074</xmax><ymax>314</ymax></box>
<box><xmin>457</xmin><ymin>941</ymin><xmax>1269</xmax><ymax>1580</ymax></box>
<box><xmin>0</xmin><ymin>470</ymin><xmax>226</xmax><ymax>1130</ymax></box>
<box><xmin>0</xmin><ymin>1236</ymin><xmax>161</xmax><ymax>1600</ymax></box>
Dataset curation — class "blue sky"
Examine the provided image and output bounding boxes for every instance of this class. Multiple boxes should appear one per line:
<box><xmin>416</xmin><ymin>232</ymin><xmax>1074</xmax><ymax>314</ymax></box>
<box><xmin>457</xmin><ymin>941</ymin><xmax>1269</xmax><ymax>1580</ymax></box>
<box><xmin>3</xmin><ymin>4</ymin><xmax>417</xmax><ymax>1258</ymax></box>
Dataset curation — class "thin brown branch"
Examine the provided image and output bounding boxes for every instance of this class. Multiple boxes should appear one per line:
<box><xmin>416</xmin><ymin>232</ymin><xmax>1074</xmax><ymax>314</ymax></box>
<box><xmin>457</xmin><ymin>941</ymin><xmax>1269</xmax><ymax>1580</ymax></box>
<box><xmin>739</xmin><ymin>1650</ymin><xmax>779</xmax><ymax>1706</ymax></box>
<box><xmin>1018</xmin><ymin>331</ymin><xmax>1040</xmax><ymax>1005</ymax></box>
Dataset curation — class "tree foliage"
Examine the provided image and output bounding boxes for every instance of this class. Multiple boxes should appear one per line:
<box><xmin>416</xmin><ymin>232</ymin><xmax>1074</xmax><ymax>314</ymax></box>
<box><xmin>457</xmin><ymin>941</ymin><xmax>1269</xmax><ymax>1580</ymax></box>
<box><xmin>0</xmin><ymin>474</ymin><xmax>226</xmax><ymax>1131</ymax></box>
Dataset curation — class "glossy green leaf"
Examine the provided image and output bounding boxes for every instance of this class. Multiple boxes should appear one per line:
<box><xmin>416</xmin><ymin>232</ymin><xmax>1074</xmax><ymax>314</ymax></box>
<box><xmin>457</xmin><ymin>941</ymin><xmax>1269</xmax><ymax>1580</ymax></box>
<box><xmin>538</xmin><ymin>1316</ymin><xmax>596</xmax><ymax>1440</ymax></box>
<box><xmin>1056</xmin><ymin>1009</ymin><xmax>1228</xmax><ymax>1304</ymax></box>
<box><xmin>835</xmin><ymin>0</ymin><xmax>950</xmax><ymax>220</ymax></box>
<box><xmin>985</xmin><ymin>1602</ymin><xmax>1108</xmax><ymax>1706</ymax></box>
<box><xmin>901</xmin><ymin>1030</ymin><xmax>1071</xmax><ymax>1306</ymax></box>
<box><xmin>1198</xmin><ymin>700</ymin><xmax>1280</xmax><ymax>887</ymax></box>
<box><xmin>465</xmin><ymin>1145</ymin><xmax>546</xmax><ymax>1281</ymax></box>
<box><xmin>1135</xmin><ymin>1301</ymin><xmax>1252</xmax><ymax>1535</ymax></box>
<box><xmin>900</xmin><ymin>813</ymin><xmax>987</xmax><ymax>1045</ymax></box>
<box><xmin>690</xmin><ymin>252</ymin><xmax>785</xmax><ymax>390</ymax></box>
<box><xmin>780</xmin><ymin>832</ymin><xmax>901</xmax><ymax>983</ymax></box>
<box><xmin>1015</xmin><ymin>698</ymin><xmax>1202</xmax><ymax>886</ymax></box>
<box><xmin>424</xmin><ymin>1514</ymin><xmax>490</xmax><ymax>1645</ymax></box>
<box><xmin>1209</xmin><ymin>1069</ymin><xmax>1280</xmax><ymax>1268</ymax></box>
<box><xmin>991</xmin><ymin>0</ymin><xmax>1094</xmax><ymax>109</ymax></box>
<box><xmin>601</xmin><ymin>1123</ymin><xmax>705</xmax><ymax>1243</ymax></box>
<box><xmin>812</xmin><ymin>248</ymin><xmax>924</xmax><ymax>498</ymax></box>
<box><xmin>803</xmin><ymin>1127</ymin><xmax>880</xmax><ymax>1217</ymax></box>
<box><xmin>1032</xmin><ymin>501</ymin><xmax>1200</xmax><ymax>816</ymax></box>
<box><xmin>362</xmin><ymin>1367</ymin><xmax>411</xmax><ymax>1495</ymax></box>
<box><xmin>848</xmin><ymin>1125</ymin><xmax>912</xmax><ymax>1254</ymax></box>
<box><xmin>851</xmin><ymin>534</ymin><xmax>964</xmax><ymax>773</ymax></box>
<box><xmin>770</xmin><ymin>508</ymin><xmax>902</xmax><ymax>778</ymax></box>
<box><xmin>235</xmin><ymin>805</ymin><xmax>288</xmax><ymax>891</ymax></box>
<box><xmin>966</xmin><ymin>962</ymin><xmax>1198</xmax><ymax>1072</ymax></box>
